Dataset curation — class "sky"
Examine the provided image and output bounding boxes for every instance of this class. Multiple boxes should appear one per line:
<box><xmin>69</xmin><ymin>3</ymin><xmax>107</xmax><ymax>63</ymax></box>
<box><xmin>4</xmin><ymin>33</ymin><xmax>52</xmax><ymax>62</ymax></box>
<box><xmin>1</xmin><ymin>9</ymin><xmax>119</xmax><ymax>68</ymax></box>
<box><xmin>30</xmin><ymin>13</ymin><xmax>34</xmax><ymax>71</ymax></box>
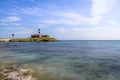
<box><xmin>0</xmin><ymin>0</ymin><xmax>120</xmax><ymax>40</ymax></box>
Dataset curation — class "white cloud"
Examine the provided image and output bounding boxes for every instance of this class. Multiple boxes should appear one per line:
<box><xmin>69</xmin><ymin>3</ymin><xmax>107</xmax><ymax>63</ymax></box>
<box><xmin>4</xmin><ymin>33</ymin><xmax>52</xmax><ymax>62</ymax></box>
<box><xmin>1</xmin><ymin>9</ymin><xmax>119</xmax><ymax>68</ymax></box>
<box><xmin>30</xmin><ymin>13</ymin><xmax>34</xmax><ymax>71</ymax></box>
<box><xmin>41</xmin><ymin>12</ymin><xmax>90</xmax><ymax>26</ymax></box>
<box><xmin>92</xmin><ymin>0</ymin><xmax>115</xmax><ymax>15</ymax></box>
<box><xmin>15</xmin><ymin>7</ymin><xmax>42</xmax><ymax>16</ymax></box>
<box><xmin>0</xmin><ymin>23</ymin><xmax>9</xmax><ymax>25</ymax></box>
<box><xmin>91</xmin><ymin>0</ymin><xmax>116</xmax><ymax>24</ymax></box>
<box><xmin>10</xmin><ymin>23</ymin><xmax>20</xmax><ymax>25</ymax></box>
<box><xmin>14</xmin><ymin>29</ymin><xmax>34</xmax><ymax>35</ymax></box>
<box><xmin>0</xmin><ymin>16</ymin><xmax>21</xmax><ymax>23</ymax></box>
<box><xmin>0</xmin><ymin>23</ymin><xmax>20</xmax><ymax>26</ymax></box>
<box><xmin>22</xmin><ymin>7</ymin><xmax>41</xmax><ymax>16</ymax></box>
<box><xmin>54</xmin><ymin>12</ymin><xmax>90</xmax><ymax>24</ymax></box>
<box><xmin>54</xmin><ymin>26</ymin><xmax>120</xmax><ymax>40</ymax></box>
<box><xmin>106</xmin><ymin>20</ymin><xmax>119</xmax><ymax>25</ymax></box>
<box><xmin>43</xmin><ymin>20</ymin><xmax>59</xmax><ymax>24</ymax></box>
<box><xmin>42</xmin><ymin>0</ymin><xmax>116</xmax><ymax>26</ymax></box>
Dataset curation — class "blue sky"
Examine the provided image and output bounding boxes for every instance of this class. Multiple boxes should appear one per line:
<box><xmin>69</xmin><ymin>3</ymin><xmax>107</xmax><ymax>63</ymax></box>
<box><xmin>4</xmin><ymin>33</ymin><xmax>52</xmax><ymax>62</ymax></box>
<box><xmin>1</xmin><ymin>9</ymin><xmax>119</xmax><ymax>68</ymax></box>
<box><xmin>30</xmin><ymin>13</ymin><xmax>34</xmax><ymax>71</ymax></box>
<box><xmin>0</xmin><ymin>0</ymin><xmax>120</xmax><ymax>40</ymax></box>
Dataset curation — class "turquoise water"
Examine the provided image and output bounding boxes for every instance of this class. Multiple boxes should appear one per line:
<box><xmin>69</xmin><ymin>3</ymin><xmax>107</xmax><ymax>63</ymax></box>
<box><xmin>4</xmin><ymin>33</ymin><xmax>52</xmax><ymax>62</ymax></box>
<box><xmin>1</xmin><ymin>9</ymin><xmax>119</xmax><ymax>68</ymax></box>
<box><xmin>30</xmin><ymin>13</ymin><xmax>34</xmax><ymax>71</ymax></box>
<box><xmin>0</xmin><ymin>40</ymin><xmax>120</xmax><ymax>80</ymax></box>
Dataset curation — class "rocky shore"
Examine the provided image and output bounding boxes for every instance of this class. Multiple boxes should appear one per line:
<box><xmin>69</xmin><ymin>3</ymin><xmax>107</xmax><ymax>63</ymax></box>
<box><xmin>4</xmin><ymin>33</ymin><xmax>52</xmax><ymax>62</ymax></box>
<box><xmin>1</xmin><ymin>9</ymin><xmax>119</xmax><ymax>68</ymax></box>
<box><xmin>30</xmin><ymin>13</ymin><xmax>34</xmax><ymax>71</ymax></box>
<box><xmin>0</xmin><ymin>67</ymin><xmax>38</xmax><ymax>80</ymax></box>
<box><xmin>0</xmin><ymin>39</ymin><xmax>11</xmax><ymax>42</ymax></box>
<box><xmin>0</xmin><ymin>37</ymin><xmax>57</xmax><ymax>42</ymax></box>
<box><xmin>0</xmin><ymin>63</ymin><xmax>57</xmax><ymax>80</ymax></box>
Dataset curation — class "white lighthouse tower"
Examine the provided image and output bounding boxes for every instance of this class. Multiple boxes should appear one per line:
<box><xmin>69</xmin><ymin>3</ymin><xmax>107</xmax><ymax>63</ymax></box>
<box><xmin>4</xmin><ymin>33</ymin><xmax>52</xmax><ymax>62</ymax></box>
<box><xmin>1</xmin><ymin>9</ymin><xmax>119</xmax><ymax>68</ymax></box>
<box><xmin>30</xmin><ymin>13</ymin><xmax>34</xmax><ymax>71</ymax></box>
<box><xmin>38</xmin><ymin>28</ymin><xmax>41</xmax><ymax>37</ymax></box>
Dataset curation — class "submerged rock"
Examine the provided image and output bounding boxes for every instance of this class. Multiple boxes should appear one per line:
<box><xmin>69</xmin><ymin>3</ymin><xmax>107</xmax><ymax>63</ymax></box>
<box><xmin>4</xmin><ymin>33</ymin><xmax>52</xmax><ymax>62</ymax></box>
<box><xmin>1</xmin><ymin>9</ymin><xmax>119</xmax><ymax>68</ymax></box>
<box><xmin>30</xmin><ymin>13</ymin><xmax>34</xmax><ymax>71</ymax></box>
<box><xmin>0</xmin><ymin>67</ymin><xmax>37</xmax><ymax>80</ymax></box>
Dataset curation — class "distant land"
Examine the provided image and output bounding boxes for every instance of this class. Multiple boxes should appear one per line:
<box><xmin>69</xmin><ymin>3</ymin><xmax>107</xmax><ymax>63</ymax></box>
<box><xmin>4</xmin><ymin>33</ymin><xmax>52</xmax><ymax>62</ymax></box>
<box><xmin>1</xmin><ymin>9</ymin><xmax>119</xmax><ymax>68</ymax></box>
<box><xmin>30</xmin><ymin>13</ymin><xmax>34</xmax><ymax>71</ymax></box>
<box><xmin>0</xmin><ymin>36</ymin><xmax>57</xmax><ymax>42</ymax></box>
<box><xmin>0</xmin><ymin>29</ymin><xmax>57</xmax><ymax>42</ymax></box>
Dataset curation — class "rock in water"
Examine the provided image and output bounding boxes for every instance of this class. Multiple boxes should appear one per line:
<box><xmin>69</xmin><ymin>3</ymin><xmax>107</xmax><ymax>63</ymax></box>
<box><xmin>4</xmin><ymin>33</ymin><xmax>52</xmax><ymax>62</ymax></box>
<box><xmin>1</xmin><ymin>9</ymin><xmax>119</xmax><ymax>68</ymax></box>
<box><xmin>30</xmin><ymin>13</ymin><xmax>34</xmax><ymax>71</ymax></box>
<box><xmin>0</xmin><ymin>67</ymin><xmax>37</xmax><ymax>80</ymax></box>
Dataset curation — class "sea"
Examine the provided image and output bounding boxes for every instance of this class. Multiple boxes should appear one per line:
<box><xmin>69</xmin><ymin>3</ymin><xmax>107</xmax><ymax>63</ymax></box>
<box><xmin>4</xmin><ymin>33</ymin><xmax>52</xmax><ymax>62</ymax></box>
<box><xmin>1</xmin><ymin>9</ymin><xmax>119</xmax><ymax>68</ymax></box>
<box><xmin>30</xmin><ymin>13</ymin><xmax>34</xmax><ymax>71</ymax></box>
<box><xmin>0</xmin><ymin>40</ymin><xmax>120</xmax><ymax>80</ymax></box>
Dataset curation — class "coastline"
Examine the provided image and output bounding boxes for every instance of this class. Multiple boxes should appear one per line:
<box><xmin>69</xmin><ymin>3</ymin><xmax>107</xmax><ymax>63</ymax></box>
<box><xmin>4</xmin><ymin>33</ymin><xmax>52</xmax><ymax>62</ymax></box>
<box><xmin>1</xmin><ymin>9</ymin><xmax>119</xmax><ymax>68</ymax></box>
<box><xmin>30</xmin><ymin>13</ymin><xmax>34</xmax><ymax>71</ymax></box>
<box><xmin>0</xmin><ymin>39</ymin><xmax>11</xmax><ymax>42</ymax></box>
<box><xmin>0</xmin><ymin>62</ymin><xmax>56</xmax><ymax>80</ymax></box>
<box><xmin>0</xmin><ymin>37</ymin><xmax>57</xmax><ymax>42</ymax></box>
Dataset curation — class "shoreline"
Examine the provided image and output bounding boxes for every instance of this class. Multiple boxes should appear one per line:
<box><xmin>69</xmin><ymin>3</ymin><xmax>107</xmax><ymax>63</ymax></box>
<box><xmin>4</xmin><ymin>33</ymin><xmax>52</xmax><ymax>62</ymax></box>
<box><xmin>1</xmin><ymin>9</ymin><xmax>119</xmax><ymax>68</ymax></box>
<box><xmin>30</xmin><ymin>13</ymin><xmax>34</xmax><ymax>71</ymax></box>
<box><xmin>0</xmin><ymin>37</ymin><xmax>57</xmax><ymax>42</ymax></box>
<box><xmin>0</xmin><ymin>62</ymin><xmax>56</xmax><ymax>80</ymax></box>
<box><xmin>0</xmin><ymin>39</ymin><xmax>11</xmax><ymax>42</ymax></box>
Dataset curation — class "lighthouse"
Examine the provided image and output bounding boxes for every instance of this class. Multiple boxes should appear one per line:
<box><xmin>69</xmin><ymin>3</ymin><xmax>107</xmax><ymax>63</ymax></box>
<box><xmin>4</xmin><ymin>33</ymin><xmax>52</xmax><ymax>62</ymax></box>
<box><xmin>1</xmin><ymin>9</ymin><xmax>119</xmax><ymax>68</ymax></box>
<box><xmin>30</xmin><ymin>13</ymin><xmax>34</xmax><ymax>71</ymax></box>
<box><xmin>38</xmin><ymin>28</ymin><xmax>41</xmax><ymax>37</ymax></box>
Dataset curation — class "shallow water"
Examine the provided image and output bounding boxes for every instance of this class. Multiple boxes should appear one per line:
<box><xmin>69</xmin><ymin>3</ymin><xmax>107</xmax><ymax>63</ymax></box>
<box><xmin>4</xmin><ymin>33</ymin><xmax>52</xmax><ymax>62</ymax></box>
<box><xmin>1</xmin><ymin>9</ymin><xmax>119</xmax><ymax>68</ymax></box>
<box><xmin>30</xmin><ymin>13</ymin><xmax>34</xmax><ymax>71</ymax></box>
<box><xmin>0</xmin><ymin>40</ymin><xmax>120</xmax><ymax>80</ymax></box>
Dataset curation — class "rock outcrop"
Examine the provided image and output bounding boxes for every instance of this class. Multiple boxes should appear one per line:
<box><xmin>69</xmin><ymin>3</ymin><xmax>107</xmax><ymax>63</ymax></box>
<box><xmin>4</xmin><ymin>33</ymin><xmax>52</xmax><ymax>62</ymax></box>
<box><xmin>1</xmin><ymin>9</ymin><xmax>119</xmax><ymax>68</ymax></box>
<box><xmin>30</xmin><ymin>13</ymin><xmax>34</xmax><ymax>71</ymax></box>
<box><xmin>0</xmin><ymin>67</ymin><xmax>37</xmax><ymax>80</ymax></box>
